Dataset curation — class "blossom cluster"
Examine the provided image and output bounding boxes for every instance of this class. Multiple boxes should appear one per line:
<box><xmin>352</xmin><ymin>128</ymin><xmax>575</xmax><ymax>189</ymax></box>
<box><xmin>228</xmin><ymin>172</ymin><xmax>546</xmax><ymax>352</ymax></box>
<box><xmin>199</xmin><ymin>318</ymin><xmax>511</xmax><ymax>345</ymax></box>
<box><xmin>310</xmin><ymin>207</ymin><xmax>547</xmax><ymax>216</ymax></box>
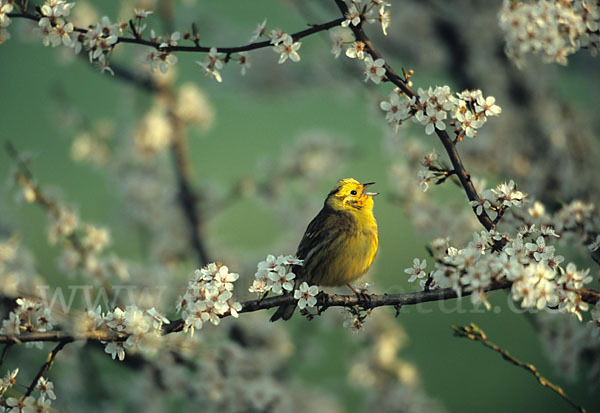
<box><xmin>0</xmin><ymin>369</ymin><xmax>57</xmax><ymax>413</ymax></box>
<box><xmin>0</xmin><ymin>235</ymin><xmax>44</xmax><ymax>298</ymax></box>
<box><xmin>176</xmin><ymin>264</ymin><xmax>242</xmax><ymax>336</ymax></box>
<box><xmin>537</xmin><ymin>312</ymin><xmax>600</xmax><ymax>383</ymax></box>
<box><xmin>23</xmin><ymin>181</ymin><xmax>129</xmax><ymax>280</ymax></box>
<box><xmin>343</xmin><ymin>305</ymin><xmax>372</xmax><ymax>331</ymax></box>
<box><xmin>386</xmin><ymin>140</ymin><xmax>481</xmax><ymax>242</ymax></box>
<box><xmin>406</xmin><ymin>222</ymin><xmax>594</xmax><ymax>321</ymax></box>
<box><xmin>469</xmin><ymin>179</ymin><xmax>526</xmax><ymax>219</ymax></box>
<box><xmin>11</xmin><ymin>170</ymin><xmax>130</xmax><ymax>283</ymax></box>
<box><xmin>340</xmin><ymin>0</ymin><xmax>391</xmax><ymax>36</ymax></box>
<box><xmin>249</xmin><ymin>255</ymin><xmax>320</xmax><ymax>313</ymax></box>
<box><xmin>0</xmin><ymin>0</ymin><xmax>14</xmax><ymax>44</ymax></box>
<box><xmin>76</xmin><ymin>15</ymin><xmax>123</xmax><ymax>73</ymax></box>
<box><xmin>16</xmin><ymin>2</ymin><xmax>156</xmax><ymax>74</ymax></box>
<box><xmin>32</xmin><ymin>1</ymin><xmax>124</xmax><ymax>73</ymax></box>
<box><xmin>0</xmin><ymin>298</ymin><xmax>55</xmax><ymax>347</ymax></box>
<box><xmin>499</xmin><ymin>0</ymin><xmax>600</xmax><ymax>67</ymax></box>
<box><xmin>325</xmin><ymin>1</ymin><xmax>392</xmax><ymax>83</ymax></box>
<box><xmin>523</xmin><ymin>199</ymin><xmax>600</xmax><ymax>264</ymax></box>
<box><xmin>147</xmin><ymin>45</ymin><xmax>177</xmax><ymax>74</ymax></box>
<box><xmin>196</xmin><ymin>15</ymin><xmax>315</xmax><ymax>82</ymax></box>
<box><xmin>249</xmin><ymin>254</ymin><xmax>302</xmax><ymax>295</ymax></box>
<box><xmin>37</xmin><ymin>0</ymin><xmax>75</xmax><ymax>48</ymax></box>
<box><xmin>343</xmin><ymin>312</ymin><xmax>443</xmax><ymax>411</ymax></box>
<box><xmin>380</xmin><ymin>86</ymin><xmax>501</xmax><ymax>138</ymax></box>
<box><xmin>79</xmin><ymin>304</ymin><xmax>169</xmax><ymax>361</ymax></box>
<box><xmin>249</xmin><ymin>20</ymin><xmax>303</xmax><ymax>66</ymax></box>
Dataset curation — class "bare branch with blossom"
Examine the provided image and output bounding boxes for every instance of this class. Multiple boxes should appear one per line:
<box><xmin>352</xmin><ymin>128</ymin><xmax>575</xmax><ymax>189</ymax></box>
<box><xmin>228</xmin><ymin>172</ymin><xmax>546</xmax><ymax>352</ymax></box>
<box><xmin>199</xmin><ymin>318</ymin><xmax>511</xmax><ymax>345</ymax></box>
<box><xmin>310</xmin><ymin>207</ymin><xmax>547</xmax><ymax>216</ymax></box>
<box><xmin>1</xmin><ymin>279</ymin><xmax>598</xmax><ymax>346</ymax></box>
<box><xmin>452</xmin><ymin>323</ymin><xmax>588</xmax><ymax>413</ymax></box>
<box><xmin>332</xmin><ymin>0</ymin><xmax>496</xmax><ymax>233</ymax></box>
<box><xmin>0</xmin><ymin>279</ymin><xmax>511</xmax><ymax>345</ymax></box>
<box><xmin>7</xmin><ymin>10</ymin><xmax>344</xmax><ymax>54</ymax></box>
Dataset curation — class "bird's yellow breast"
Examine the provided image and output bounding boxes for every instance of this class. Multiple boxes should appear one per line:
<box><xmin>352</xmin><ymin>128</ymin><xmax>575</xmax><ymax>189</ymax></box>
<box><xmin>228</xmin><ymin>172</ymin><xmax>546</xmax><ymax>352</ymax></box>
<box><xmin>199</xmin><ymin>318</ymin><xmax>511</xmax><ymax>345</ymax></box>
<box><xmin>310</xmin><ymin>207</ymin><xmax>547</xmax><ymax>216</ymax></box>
<box><xmin>308</xmin><ymin>210</ymin><xmax>378</xmax><ymax>286</ymax></box>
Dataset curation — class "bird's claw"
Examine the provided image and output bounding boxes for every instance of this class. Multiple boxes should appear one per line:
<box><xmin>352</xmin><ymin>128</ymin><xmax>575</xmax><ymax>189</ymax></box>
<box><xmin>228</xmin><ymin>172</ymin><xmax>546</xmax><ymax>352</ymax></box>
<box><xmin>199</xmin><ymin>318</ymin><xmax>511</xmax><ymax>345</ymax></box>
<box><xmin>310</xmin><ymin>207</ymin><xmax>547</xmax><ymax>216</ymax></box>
<box><xmin>347</xmin><ymin>283</ymin><xmax>372</xmax><ymax>307</ymax></box>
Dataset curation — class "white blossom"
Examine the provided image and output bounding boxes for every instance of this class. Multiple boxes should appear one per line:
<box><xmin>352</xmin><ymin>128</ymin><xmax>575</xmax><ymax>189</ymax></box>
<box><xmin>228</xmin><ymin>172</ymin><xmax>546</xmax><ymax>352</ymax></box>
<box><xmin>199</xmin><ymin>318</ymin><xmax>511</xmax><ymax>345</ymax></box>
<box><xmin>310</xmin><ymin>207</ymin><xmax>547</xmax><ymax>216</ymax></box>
<box><xmin>249</xmin><ymin>18</ymin><xmax>267</xmax><ymax>42</ymax></box>
<box><xmin>378</xmin><ymin>5</ymin><xmax>391</xmax><ymax>35</ymax></box>
<box><xmin>159</xmin><ymin>31</ymin><xmax>180</xmax><ymax>48</ymax></box>
<box><xmin>587</xmin><ymin>235</ymin><xmax>600</xmax><ymax>252</ymax></box>
<box><xmin>491</xmin><ymin>180</ymin><xmax>526</xmax><ymax>208</ymax></box>
<box><xmin>345</xmin><ymin>41</ymin><xmax>366</xmax><ymax>59</ymax></box>
<box><xmin>330</xmin><ymin>31</ymin><xmax>345</xmax><ymax>58</ymax></box>
<box><xmin>105</xmin><ymin>341</ymin><xmax>125</xmax><ymax>361</ymax></box>
<box><xmin>415</xmin><ymin>106</ymin><xmax>446</xmax><ymax>135</ymax></box>
<box><xmin>557</xmin><ymin>263</ymin><xmax>592</xmax><ymax>289</ymax></box>
<box><xmin>0</xmin><ymin>1</ymin><xmax>14</xmax><ymax>28</ymax></box>
<box><xmin>294</xmin><ymin>282</ymin><xmax>319</xmax><ymax>309</ymax></box>
<box><xmin>250</xmin><ymin>254</ymin><xmax>302</xmax><ymax>295</ymax></box>
<box><xmin>404</xmin><ymin>258</ymin><xmax>427</xmax><ymax>284</ymax></box>
<box><xmin>35</xmin><ymin>377</ymin><xmax>56</xmax><ymax>400</ymax></box>
<box><xmin>363</xmin><ymin>55</ymin><xmax>385</xmax><ymax>84</ymax></box>
<box><xmin>177</xmin><ymin>263</ymin><xmax>241</xmax><ymax>336</ymax></box>
<box><xmin>342</xmin><ymin>4</ymin><xmax>361</xmax><ymax>27</ymax></box>
<box><xmin>274</xmin><ymin>36</ymin><xmax>301</xmax><ymax>64</ymax></box>
<box><xmin>268</xmin><ymin>28</ymin><xmax>290</xmax><ymax>46</ymax></box>
<box><xmin>197</xmin><ymin>47</ymin><xmax>223</xmax><ymax>82</ymax></box>
<box><xmin>238</xmin><ymin>52</ymin><xmax>250</xmax><ymax>75</ymax></box>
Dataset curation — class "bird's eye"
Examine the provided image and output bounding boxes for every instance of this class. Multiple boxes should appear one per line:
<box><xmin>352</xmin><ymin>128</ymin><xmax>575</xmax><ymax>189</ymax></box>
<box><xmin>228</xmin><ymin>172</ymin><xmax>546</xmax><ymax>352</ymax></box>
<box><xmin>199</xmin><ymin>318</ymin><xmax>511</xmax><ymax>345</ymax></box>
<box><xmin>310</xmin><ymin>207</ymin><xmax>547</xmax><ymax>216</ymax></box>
<box><xmin>350</xmin><ymin>190</ymin><xmax>358</xmax><ymax>195</ymax></box>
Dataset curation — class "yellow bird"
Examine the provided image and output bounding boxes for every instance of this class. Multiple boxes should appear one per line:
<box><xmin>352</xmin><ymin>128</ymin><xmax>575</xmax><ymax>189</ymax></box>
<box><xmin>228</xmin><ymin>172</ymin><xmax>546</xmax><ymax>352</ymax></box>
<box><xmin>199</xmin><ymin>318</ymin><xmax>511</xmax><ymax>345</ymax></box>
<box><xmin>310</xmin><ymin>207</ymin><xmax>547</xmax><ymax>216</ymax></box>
<box><xmin>270</xmin><ymin>178</ymin><xmax>379</xmax><ymax>321</ymax></box>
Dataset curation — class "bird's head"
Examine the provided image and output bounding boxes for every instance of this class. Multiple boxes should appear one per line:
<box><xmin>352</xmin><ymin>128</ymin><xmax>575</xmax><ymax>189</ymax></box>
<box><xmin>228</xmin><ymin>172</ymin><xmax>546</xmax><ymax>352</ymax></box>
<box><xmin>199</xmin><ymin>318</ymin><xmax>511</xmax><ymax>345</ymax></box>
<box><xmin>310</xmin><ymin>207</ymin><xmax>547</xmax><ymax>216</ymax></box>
<box><xmin>325</xmin><ymin>178</ymin><xmax>378</xmax><ymax>213</ymax></box>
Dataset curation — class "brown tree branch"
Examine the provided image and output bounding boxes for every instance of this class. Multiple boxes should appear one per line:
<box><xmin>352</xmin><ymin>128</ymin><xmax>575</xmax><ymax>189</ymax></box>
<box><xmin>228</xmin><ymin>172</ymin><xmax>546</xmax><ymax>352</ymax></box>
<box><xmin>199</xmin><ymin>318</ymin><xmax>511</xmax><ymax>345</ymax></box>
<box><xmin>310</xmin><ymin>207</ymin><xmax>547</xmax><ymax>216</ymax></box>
<box><xmin>1</xmin><ymin>279</ymin><xmax>598</xmax><ymax>346</ymax></box>
<box><xmin>7</xmin><ymin>11</ymin><xmax>344</xmax><ymax>54</ymax></box>
<box><xmin>0</xmin><ymin>278</ymin><xmax>589</xmax><ymax>345</ymax></box>
<box><xmin>103</xmin><ymin>60</ymin><xmax>159</xmax><ymax>93</ymax></box>
<box><xmin>452</xmin><ymin>323</ymin><xmax>588</xmax><ymax>413</ymax></box>
<box><xmin>165</xmin><ymin>94</ymin><xmax>210</xmax><ymax>267</ymax></box>
<box><xmin>0</xmin><ymin>280</ymin><xmax>512</xmax><ymax>344</ymax></box>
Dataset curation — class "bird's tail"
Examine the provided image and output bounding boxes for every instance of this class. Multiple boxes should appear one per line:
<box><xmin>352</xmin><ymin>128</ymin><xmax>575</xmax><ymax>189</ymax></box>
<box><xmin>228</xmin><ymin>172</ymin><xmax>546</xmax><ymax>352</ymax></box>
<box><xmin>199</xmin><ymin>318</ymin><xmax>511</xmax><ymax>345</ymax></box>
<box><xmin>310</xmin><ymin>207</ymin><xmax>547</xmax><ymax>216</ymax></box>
<box><xmin>270</xmin><ymin>301</ymin><xmax>296</xmax><ymax>322</ymax></box>
<box><xmin>270</xmin><ymin>267</ymin><xmax>304</xmax><ymax>322</ymax></box>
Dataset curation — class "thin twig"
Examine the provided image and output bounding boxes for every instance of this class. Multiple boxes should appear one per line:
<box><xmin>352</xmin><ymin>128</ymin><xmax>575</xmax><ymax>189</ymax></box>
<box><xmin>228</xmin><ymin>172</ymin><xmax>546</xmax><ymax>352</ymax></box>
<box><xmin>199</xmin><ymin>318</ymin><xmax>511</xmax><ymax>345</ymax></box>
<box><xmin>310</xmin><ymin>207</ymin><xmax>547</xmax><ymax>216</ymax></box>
<box><xmin>23</xmin><ymin>341</ymin><xmax>68</xmax><ymax>398</ymax></box>
<box><xmin>5</xmin><ymin>142</ymin><xmax>116</xmax><ymax>294</ymax></box>
<box><xmin>452</xmin><ymin>323</ymin><xmax>588</xmax><ymax>413</ymax></box>
<box><xmin>104</xmin><ymin>59</ymin><xmax>159</xmax><ymax>93</ymax></box>
<box><xmin>332</xmin><ymin>0</ymin><xmax>496</xmax><ymax>233</ymax></box>
<box><xmin>0</xmin><ymin>343</ymin><xmax>13</xmax><ymax>371</ymax></box>
<box><xmin>166</xmin><ymin>98</ymin><xmax>210</xmax><ymax>267</ymax></box>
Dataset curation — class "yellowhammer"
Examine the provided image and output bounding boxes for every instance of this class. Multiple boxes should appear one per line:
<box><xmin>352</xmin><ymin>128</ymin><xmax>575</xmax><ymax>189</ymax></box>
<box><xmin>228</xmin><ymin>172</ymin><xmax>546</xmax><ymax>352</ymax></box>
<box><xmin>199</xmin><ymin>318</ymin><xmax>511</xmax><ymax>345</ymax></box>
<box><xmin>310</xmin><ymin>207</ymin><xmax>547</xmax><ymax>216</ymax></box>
<box><xmin>270</xmin><ymin>178</ymin><xmax>379</xmax><ymax>321</ymax></box>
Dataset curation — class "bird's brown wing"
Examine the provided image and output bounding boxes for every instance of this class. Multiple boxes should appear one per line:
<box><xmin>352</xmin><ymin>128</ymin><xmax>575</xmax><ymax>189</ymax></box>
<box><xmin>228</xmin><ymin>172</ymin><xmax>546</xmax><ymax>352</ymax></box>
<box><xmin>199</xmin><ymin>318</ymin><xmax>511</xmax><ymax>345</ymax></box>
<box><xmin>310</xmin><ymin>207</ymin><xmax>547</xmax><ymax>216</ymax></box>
<box><xmin>270</xmin><ymin>207</ymin><xmax>329</xmax><ymax>322</ymax></box>
<box><xmin>296</xmin><ymin>207</ymin><xmax>330</xmax><ymax>260</ymax></box>
<box><xmin>293</xmin><ymin>207</ymin><xmax>333</xmax><ymax>280</ymax></box>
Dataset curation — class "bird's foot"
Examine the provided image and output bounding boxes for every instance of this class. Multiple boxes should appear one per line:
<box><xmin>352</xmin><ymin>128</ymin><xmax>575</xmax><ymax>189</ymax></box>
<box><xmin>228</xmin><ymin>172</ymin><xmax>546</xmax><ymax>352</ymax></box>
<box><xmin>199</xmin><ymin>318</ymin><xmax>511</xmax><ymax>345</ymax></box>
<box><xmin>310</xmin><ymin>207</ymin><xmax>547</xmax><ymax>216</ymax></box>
<box><xmin>316</xmin><ymin>291</ymin><xmax>329</xmax><ymax>316</ymax></box>
<box><xmin>346</xmin><ymin>283</ymin><xmax>371</xmax><ymax>305</ymax></box>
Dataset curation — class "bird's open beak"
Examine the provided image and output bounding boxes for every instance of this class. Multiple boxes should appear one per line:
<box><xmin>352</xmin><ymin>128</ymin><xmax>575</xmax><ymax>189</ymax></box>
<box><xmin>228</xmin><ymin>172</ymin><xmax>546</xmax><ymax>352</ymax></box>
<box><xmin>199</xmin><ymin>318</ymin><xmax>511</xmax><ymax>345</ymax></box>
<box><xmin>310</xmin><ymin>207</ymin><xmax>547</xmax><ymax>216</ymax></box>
<box><xmin>361</xmin><ymin>182</ymin><xmax>379</xmax><ymax>197</ymax></box>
